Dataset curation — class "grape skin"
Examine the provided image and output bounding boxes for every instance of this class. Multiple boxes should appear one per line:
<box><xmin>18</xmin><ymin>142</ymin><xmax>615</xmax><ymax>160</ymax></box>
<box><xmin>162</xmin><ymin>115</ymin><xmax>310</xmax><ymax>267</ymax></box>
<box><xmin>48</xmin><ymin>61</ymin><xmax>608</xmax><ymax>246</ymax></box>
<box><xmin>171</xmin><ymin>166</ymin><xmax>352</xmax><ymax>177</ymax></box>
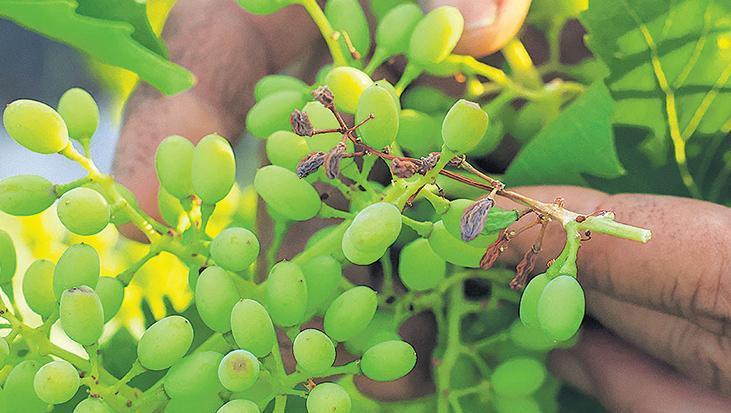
<box><xmin>324</xmin><ymin>286</ymin><xmax>378</xmax><ymax>342</ymax></box>
<box><xmin>33</xmin><ymin>359</ymin><xmax>80</xmax><ymax>404</ymax></box>
<box><xmin>264</xmin><ymin>261</ymin><xmax>309</xmax><ymax>327</ymax></box>
<box><xmin>398</xmin><ymin>238</ymin><xmax>446</xmax><ymax>291</ymax></box>
<box><xmin>210</xmin><ymin>227</ymin><xmax>260</xmax><ymax>272</ymax></box>
<box><xmin>196</xmin><ymin>266</ymin><xmax>241</xmax><ymax>332</ymax></box>
<box><xmin>137</xmin><ymin>315</ymin><xmax>194</xmax><ymax>371</ymax></box>
<box><xmin>231</xmin><ymin>299</ymin><xmax>276</xmax><ymax>358</ymax></box>
<box><xmin>360</xmin><ymin>340</ymin><xmax>417</xmax><ymax>382</ymax></box>
<box><xmin>95</xmin><ymin>276</ymin><xmax>125</xmax><ymax>323</ymax></box>
<box><xmin>164</xmin><ymin>351</ymin><xmax>225</xmax><ymax>399</ymax></box>
<box><xmin>0</xmin><ymin>175</ymin><xmax>57</xmax><ymax>216</ymax></box>
<box><xmin>218</xmin><ymin>350</ymin><xmax>261</xmax><ymax>392</ymax></box>
<box><xmin>306</xmin><ymin>382</ymin><xmax>352</xmax><ymax>413</ymax></box>
<box><xmin>491</xmin><ymin>357</ymin><xmax>546</xmax><ymax>398</ymax></box>
<box><xmin>59</xmin><ymin>286</ymin><xmax>105</xmax><ymax>346</ymax></box>
<box><xmin>54</xmin><ymin>243</ymin><xmax>100</xmax><ymax>299</ymax></box>
<box><xmin>57</xmin><ymin>187</ymin><xmax>110</xmax><ymax>236</ymax></box>
<box><xmin>293</xmin><ymin>329</ymin><xmax>336</xmax><ymax>375</ymax></box>
<box><xmin>23</xmin><ymin>259</ymin><xmax>56</xmax><ymax>318</ymax></box>
<box><xmin>537</xmin><ymin>275</ymin><xmax>586</xmax><ymax>341</ymax></box>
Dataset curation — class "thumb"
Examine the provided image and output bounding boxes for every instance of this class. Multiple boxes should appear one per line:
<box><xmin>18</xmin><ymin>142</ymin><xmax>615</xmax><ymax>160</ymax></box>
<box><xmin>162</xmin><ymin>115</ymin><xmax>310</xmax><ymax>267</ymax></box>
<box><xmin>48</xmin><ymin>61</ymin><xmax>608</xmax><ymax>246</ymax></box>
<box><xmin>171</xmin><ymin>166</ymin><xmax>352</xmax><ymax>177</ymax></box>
<box><xmin>421</xmin><ymin>0</ymin><xmax>532</xmax><ymax>57</ymax></box>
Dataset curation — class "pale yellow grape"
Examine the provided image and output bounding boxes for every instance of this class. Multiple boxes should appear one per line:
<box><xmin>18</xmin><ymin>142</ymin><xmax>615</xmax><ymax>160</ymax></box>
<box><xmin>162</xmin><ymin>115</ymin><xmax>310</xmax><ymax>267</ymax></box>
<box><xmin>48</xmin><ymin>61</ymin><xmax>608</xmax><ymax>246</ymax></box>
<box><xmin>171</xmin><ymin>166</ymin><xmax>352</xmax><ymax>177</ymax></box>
<box><xmin>231</xmin><ymin>299</ymin><xmax>276</xmax><ymax>357</ymax></box>
<box><xmin>155</xmin><ymin>135</ymin><xmax>194</xmax><ymax>199</ymax></box>
<box><xmin>254</xmin><ymin>165</ymin><xmax>321</xmax><ymax>221</ymax></box>
<box><xmin>33</xmin><ymin>359</ymin><xmax>79</xmax><ymax>404</ymax></box>
<box><xmin>408</xmin><ymin>6</ymin><xmax>464</xmax><ymax>66</ymax></box>
<box><xmin>60</xmin><ymin>286</ymin><xmax>104</xmax><ymax>346</ymax></box>
<box><xmin>192</xmin><ymin>133</ymin><xmax>236</xmax><ymax>204</ymax></box>
<box><xmin>22</xmin><ymin>259</ymin><xmax>56</xmax><ymax>318</ymax></box>
<box><xmin>218</xmin><ymin>350</ymin><xmax>260</xmax><ymax>392</ymax></box>
<box><xmin>442</xmin><ymin>99</ymin><xmax>489</xmax><ymax>154</ymax></box>
<box><xmin>57</xmin><ymin>187</ymin><xmax>110</xmax><ymax>236</ymax></box>
<box><xmin>0</xmin><ymin>175</ymin><xmax>57</xmax><ymax>216</ymax></box>
<box><xmin>325</xmin><ymin>67</ymin><xmax>373</xmax><ymax>113</ymax></box>
<box><xmin>3</xmin><ymin>99</ymin><xmax>69</xmax><ymax>154</ymax></box>
<box><xmin>137</xmin><ymin>315</ymin><xmax>194</xmax><ymax>370</ymax></box>
<box><xmin>57</xmin><ymin>88</ymin><xmax>99</xmax><ymax>146</ymax></box>
<box><xmin>210</xmin><ymin>227</ymin><xmax>260</xmax><ymax>272</ymax></box>
<box><xmin>293</xmin><ymin>329</ymin><xmax>335</xmax><ymax>374</ymax></box>
<box><xmin>196</xmin><ymin>266</ymin><xmax>240</xmax><ymax>332</ymax></box>
<box><xmin>341</xmin><ymin>202</ymin><xmax>402</xmax><ymax>265</ymax></box>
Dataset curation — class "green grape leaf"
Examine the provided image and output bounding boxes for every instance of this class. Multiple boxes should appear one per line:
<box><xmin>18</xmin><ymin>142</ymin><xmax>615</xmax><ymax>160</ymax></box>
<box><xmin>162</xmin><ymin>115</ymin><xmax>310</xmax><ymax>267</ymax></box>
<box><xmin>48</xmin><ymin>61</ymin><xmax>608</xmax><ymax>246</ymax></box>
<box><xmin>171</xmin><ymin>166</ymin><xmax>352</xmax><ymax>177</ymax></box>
<box><xmin>484</xmin><ymin>207</ymin><xmax>518</xmax><ymax>234</ymax></box>
<box><xmin>504</xmin><ymin>82</ymin><xmax>624</xmax><ymax>186</ymax></box>
<box><xmin>0</xmin><ymin>0</ymin><xmax>194</xmax><ymax>95</ymax></box>
<box><xmin>580</xmin><ymin>0</ymin><xmax>731</xmax><ymax>160</ymax></box>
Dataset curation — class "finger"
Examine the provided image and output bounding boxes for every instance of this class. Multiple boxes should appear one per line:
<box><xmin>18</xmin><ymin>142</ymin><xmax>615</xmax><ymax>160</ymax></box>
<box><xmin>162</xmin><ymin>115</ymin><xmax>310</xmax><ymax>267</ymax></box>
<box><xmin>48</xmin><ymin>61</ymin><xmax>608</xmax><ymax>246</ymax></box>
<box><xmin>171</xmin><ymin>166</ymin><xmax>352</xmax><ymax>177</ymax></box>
<box><xmin>494</xmin><ymin>186</ymin><xmax>731</xmax><ymax>330</ymax></box>
<box><xmin>550</xmin><ymin>327</ymin><xmax>731</xmax><ymax>412</ymax></box>
<box><xmin>421</xmin><ymin>0</ymin><xmax>532</xmax><ymax>57</ymax></box>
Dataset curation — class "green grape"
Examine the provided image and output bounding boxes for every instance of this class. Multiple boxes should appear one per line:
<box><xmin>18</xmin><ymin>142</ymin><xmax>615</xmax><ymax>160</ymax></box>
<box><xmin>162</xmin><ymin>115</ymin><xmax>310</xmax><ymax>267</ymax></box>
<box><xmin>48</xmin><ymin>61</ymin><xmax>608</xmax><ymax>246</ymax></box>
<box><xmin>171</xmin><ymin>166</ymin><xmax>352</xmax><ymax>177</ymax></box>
<box><xmin>73</xmin><ymin>398</ymin><xmax>113</xmax><ymax>413</ymax></box>
<box><xmin>265</xmin><ymin>131</ymin><xmax>310</xmax><ymax>172</ymax></box>
<box><xmin>441</xmin><ymin>199</ymin><xmax>502</xmax><ymax>247</ymax></box>
<box><xmin>264</xmin><ymin>261</ymin><xmax>308</xmax><ymax>326</ymax></box>
<box><xmin>343</xmin><ymin>310</ymin><xmax>399</xmax><ymax>356</ymax></box>
<box><xmin>3</xmin><ymin>99</ymin><xmax>69</xmax><ymax>154</ymax></box>
<box><xmin>301</xmin><ymin>255</ymin><xmax>342</xmax><ymax>313</ymax></box>
<box><xmin>493</xmin><ymin>396</ymin><xmax>541</xmax><ymax>413</ymax></box>
<box><xmin>157</xmin><ymin>186</ymin><xmax>185</xmax><ymax>226</ymax></box>
<box><xmin>427</xmin><ymin>221</ymin><xmax>484</xmax><ymax>268</ymax></box>
<box><xmin>519</xmin><ymin>273</ymin><xmax>550</xmax><ymax>328</ymax></box>
<box><xmin>537</xmin><ymin>275</ymin><xmax>585</xmax><ymax>341</ymax></box>
<box><xmin>408</xmin><ymin>6</ymin><xmax>464</xmax><ymax>66</ymax></box>
<box><xmin>0</xmin><ymin>175</ymin><xmax>56</xmax><ymax>216</ymax></box>
<box><xmin>306</xmin><ymin>382</ymin><xmax>351</xmax><ymax>413</ymax></box>
<box><xmin>255</xmin><ymin>75</ymin><xmax>308</xmax><ymax>101</ymax></box>
<box><xmin>165</xmin><ymin>393</ymin><xmax>224</xmax><ymax>413</ymax></box>
<box><xmin>360</xmin><ymin>340</ymin><xmax>416</xmax><ymax>382</ymax></box>
<box><xmin>218</xmin><ymin>399</ymin><xmax>260</xmax><ymax>413</ymax></box>
<box><xmin>325</xmin><ymin>0</ymin><xmax>371</xmax><ymax>58</ymax></box>
<box><xmin>95</xmin><ymin>276</ymin><xmax>124</xmax><ymax>322</ymax></box>
<box><xmin>218</xmin><ymin>350</ymin><xmax>260</xmax><ymax>392</ymax></box>
<box><xmin>33</xmin><ymin>359</ymin><xmax>79</xmax><ymax>404</ymax></box>
<box><xmin>211</xmin><ymin>227</ymin><xmax>260</xmax><ymax>272</ymax></box>
<box><xmin>108</xmin><ymin>182</ymin><xmax>139</xmax><ymax>225</ymax></box>
<box><xmin>398</xmin><ymin>238</ymin><xmax>446</xmax><ymax>291</ymax></box>
<box><xmin>254</xmin><ymin>165</ymin><xmax>321</xmax><ymax>221</ymax></box>
<box><xmin>508</xmin><ymin>320</ymin><xmax>557</xmax><ymax>351</ymax></box>
<box><xmin>355</xmin><ymin>83</ymin><xmax>399</xmax><ymax>149</ymax></box>
<box><xmin>57</xmin><ymin>87</ymin><xmax>99</xmax><ymax>146</ymax></box>
<box><xmin>402</xmin><ymin>86</ymin><xmax>454</xmax><ymax>114</ymax></box>
<box><xmin>301</xmin><ymin>102</ymin><xmax>342</xmax><ymax>154</ymax></box>
<box><xmin>376</xmin><ymin>3</ymin><xmax>423</xmax><ymax>55</ymax></box>
<box><xmin>374</xmin><ymin>79</ymin><xmax>400</xmax><ymax>108</ymax></box>
<box><xmin>442</xmin><ymin>99</ymin><xmax>489</xmax><ymax>154</ymax></box>
<box><xmin>22</xmin><ymin>259</ymin><xmax>56</xmax><ymax>317</ymax></box>
<box><xmin>293</xmin><ymin>329</ymin><xmax>335</xmax><ymax>374</ymax></box>
<box><xmin>164</xmin><ymin>351</ymin><xmax>225</xmax><ymax>399</ymax></box>
<box><xmin>196</xmin><ymin>266</ymin><xmax>240</xmax><ymax>332</ymax></box>
<box><xmin>0</xmin><ymin>229</ymin><xmax>15</xmax><ymax>286</ymax></box>
<box><xmin>192</xmin><ymin>134</ymin><xmax>236</xmax><ymax>204</ymax></box>
<box><xmin>137</xmin><ymin>315</ymin><xmax>194</xmax><ymax>370</ymax></box>
<box><xmin>57</xmin><ymin>187</ymin><xmax>110</xmax><ymax>236</ymax></box>
<box><xmin>54</xmin><ymin>243</ymin><xmax>100</xmax><ymax>299</ymax></box>
<box><xmin>155</xmin><ymin>135</ymin><xmax>194</xmax><ymax>199</ymax></box>
<box><xmin>60</xmin><ymin>286</ymin><xmax>104</xmax><ymax>345</ymax></box>
<box><xmin>236</xmin><ymin>0</ymin><xmax>288</xmax><ymax>14</ymax></box>
<box><xmin>246</xmin><ymin>90</ymin><xmax>306</xmax><ymax>139</ymax></box>
<box><xmin>325</xmin><ymin>67</ymin><xmax>373</xmax><ymax>113</ymax></box>
<box><xmin>5</xmin><ymin>359</ymin><xmax>48</xmax><ymax>413</ymax></box>
<box><xmin>231</xmin><ymin>299</ymin><xmax>276</xmax><ymax>357</ymax></box>
<box><xmin>324</xmin><ymin>286</ymin><xmax>377</xmax><ymax>342</ymax></box>
<box><xmin>395</xmin><ymin>110</ymin><xmax>441</xmax><ymax>157</ymax></box>
<box><xmin>341</xmin><ymin>202</ymin><xmax>402</xmax><ymax>265</ymax></box>
<box><xmin>491</xmin><ymin>357</ymin><xmax>546</xmax><ymax>397</ymax></box>
<box><xmin>0</xmin><ymin>337</ymin><xmax>9</xmax><ymax>366</ymax></box>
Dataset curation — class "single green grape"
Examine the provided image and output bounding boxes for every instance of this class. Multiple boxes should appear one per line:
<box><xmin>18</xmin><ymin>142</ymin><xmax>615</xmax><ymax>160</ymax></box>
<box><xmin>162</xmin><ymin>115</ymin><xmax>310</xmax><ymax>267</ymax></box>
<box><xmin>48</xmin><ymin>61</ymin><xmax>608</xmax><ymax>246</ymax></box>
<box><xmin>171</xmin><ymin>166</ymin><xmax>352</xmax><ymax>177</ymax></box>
<box><xmin>137</xmin><ymin>315</ymin><xmax>194</xmax><ymax>370</ymax></box>
<box><xmin>293</xmin><ymin>329</ymin><xmax>336</xmax><ymax>375</ymax></box>
<box><xmin>306</xmin><ymin>382</ymin><xmax>351</xmax><ymax>413</ymax></box>
<box><xmin>33</xmin><ymin>359</ymin><xmax>80</xmax><ymax>404</ymax></box>
<box><xmin>493</xmin><ymin>396</ymin><xmax>541</xmax><ymax>413</ymax></box>
<box><xmin>301</xmin><ymin>255</ymin><xmax>342</xmax><ymax>314</ymax></box>
<box><xmin>408</xmin><ymin>6</ymin><xmax>464</xmax><ymax>66</ymax></box>
<box><xmin>427</xmin><ymin>221</ymin><xmax>484</xmax><ymax>268</ymax></box>
<box><xmin>22</xmin><ymin>259</ymin><xmax>56</xmax><ymax>318</ymax></box>
<box><xmin>341</xmin><ymin>202</ymin><xmax>402</xmax><ymax>265</ymax></box>
<box><xmin>4</xmin><ymin>359</ymin><xmax>48</xmax><ymax>413</ymax></box>
<box><xmin>54</xmin><ymin>243</ymin><xmax>100</xmax><ymax>299</ymax></box>
<box><xmin>0</xmin><ymin>337</ymin><xmax>9</xmax><ymax>366</ymax></box>
<box><xmin>155</xmin><ymin>135</ymin><xmax>194</xmax><ymax>199</ymax></box>
<box><xmin>537</xmin><ymin>275</ymin><xmax>585</xmax><ymax>341</ymax></box>
<box><xmin>231</xmin><ymin>299</ymin><xmax>276</xmax><ymax>357</ymax></box>
<box><xmin>3</xmin><ymin>99</ymin><xmax>69</xmax><ymax>154</ymax></box>
<box><xmin>398</xmin><ymin>238</ymin><xmax>446</xmax><ymax>291</ymax></box>
<box><xmin>217</xmin><ymin>399</ymin><xmax>260</xmax><ymax>413</ymax></box>
<box><xmin>376</xmin><ymin>3</ymin><xmax>423</xmax><ymax>56</ymax></box>
<box><xmin>210</xmin><ymin>227</ymin><xmax>260</xmax><ymax>272</ymax></box>
<box><xmin>57</xmin><ymin>87</ymin><xmax>99</xmax><ymax>146</ymax></box>
<box><xmin>95</xmin><ymin>276</ymin><xmax>124</xmax><ymax>322</ymax></box>
<box><xmin>192</xmin><ymin>134</ymin><xmax>236</xmax><ymax>204</ymax></box>
<box><xmin>360</xmin><ymin>340</ymin><xmax>416</xmax><ymax>382</ymax></box>
<box><xmin>491</xmin><ymin>357</ymin><xmax>546</xmax><ymax>398</ymax></box>
<box><xmin>355</xmin><ymin>83</ymin><xmax>399</xmax><ymax>149</ymax></box>
<box><xmin>442</xmin><ymin>99</ymin><xmax>489</xmax><ymax>154</ymax></box>
<box><xmin>519</xmin><ymin>273</ymin><xmax>550</xmax><ymax>328</ymax></box>
<box><xmin>395</xmin><ymin>110</ymin><xmax>441</xmax><ymax>157</ymax></box>
<box><xmin>218</xmin><ymin>350</ymin><xmax>260</xmax><ymax>392</ymax></box>
<box><xmin>324</xmin><ymin>67</ymin><xmax>373</xmax><ymax>113</ymax></box>
<box><xmin>246</xmin><ymin>90</ymin><xmax>306</xmax><ymax>139</ymax></box>
<box><xmin>235</xmin><ymin>0</ymin><xmax>289</xmax><ymax>14</ymax></box>
<box><xmin>157</xmin><ymin>186</ymin><xmax>185</xmax><ymax>227</ymax></box>
<box><xmin>164</xmin><ymin>351</ymin><xmax>225</xmax><ymax>399</ymax></box>
<box><xmin>264</xmin><ymin>261</ymin><xmax>308</xmax><ymax>327</ymax></box>
<box><xmin>196</xmin><ymin>266</ymin><xmax>241</xmax><ymax>332</ymax></box>
<box><xmin>60</xmin><ymin>286</ymin><xmax>104</xmax><ymax>346</ymax></box>
<box><xmin>254</xmin><ymin>165</ymin><xmax>321</xmax><ymax>221</ymax></box>
<box><xmin>0</xmin><ymin>229</ymin><xmax>16</xmax><ymax>286</ymax></box>
<box><xmin>402</xmin><ymin>86</ymin><xmax>454</xmax><ymax>114</ymax></box>
<box><xmin>343</xmin><ymin>310</ymin><xmax>399</xmax><ymax>356</ymax></box>
<box><xmin>255</xmin><ymin>74</ymin><xmax>308</xmax><ymax>101</ymax></box>
<box><xmin>325</xmin><ymin>0</ymin><xmax>371</xmax><ymax>58</ymax></box>
<box><xmin>73</xmin><ymin>398</ymin><xmax>113</xmax><ymax>413</ymax></box>
<box><xmin>0</xmin><ymin>175</ymin><xmax>57</xmax><ymax>216</ymax></box>
<box><xmin>57</xmin><ymin>187</ymin><xmax>110</xmax><ymax>236</ymax></box>
<box><xmin>324</xmin><ymin>286</ymin><xmax>377</xmax><ymax>342</ymax></box>
<box><xmin>265</xmin><ymin>131</ymin><xmax>310</xmax><ymax>172</ymax></box>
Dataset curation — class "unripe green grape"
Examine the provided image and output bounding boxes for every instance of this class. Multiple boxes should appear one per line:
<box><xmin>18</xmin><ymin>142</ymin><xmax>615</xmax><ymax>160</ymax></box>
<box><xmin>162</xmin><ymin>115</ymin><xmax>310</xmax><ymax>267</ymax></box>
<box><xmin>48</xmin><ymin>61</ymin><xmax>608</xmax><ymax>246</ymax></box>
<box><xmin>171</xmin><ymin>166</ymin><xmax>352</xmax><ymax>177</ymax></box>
<box><xmin>398</xmin><ymin>238</ymin><xmax>446</xmax><ymax>291</ymax></box>
<box><xmin>57</xmin><ymin>88</ymin><xmax>99</xmax><ymax>146</ymax></box>
<box><xmin>246</xmin><ymin>90</ymin><xmax>306</xmax><ymax>139</ymax></box>
<box><xmin>306</xmin><ymin>382</ymin><xmax>351</xmax><ymax>413</ymax></box>
<box><xmin>293</xmin><ymin>329</ymin><xmax>335</xmax><ymax>374</ymax></box>
<box><xmin>211</xmin><ymin>227</ymin><xmax>260</xmax><ymax>272</ymax></box>
<box><xmin>301</xmin><ymin>102</ymin><xmax>345</xmax><ymax>154</ymax></box>
<box><xmin>343</xmin><ymin>310</ymin><xmax>399</xmax><ymax>356</ymax></box>
<box><xmin>537</xmin><ymin>275</ymin><xmax>585</xmax><ymax>341</ymax></box>
<box><xmin>155</xmin><ymin>135</ymin><xmax>194</xmax><ymax>199</ymax></box>
<box><xmin>376</xmin><ymin>3</ymin><xmax>423</xmax><ymax>55</ymax></box>
<box><xmin>4</xmin><ymin>359</ymin><xmax>48</xmax><ymax>413</ymax></box>
<box><xmin>192</xmin><ymin>134</ymin><xmax>236</xmax><ymax>204</ymax></box>
<box><xmin>408</xmin><ymin>6</ymin><xmax>464</xmax><ymax>66</ymax></box>
<box><xmin>254</xmin><ymin>165</ymin><xmax>321</xmax><ymax>221</ymax></box>
<box><xmin>373</xmin><ymin>79</ymin><xmax>401</xmax><ymax>109</ymax></box>
<box><xmin>264</xmin><ymin>261</ymin><xmax>308</xmax><ymax>326</ymax></box>
<box><xmin>395</xmin><ymin>110</ymin><xmax>441</xmax><ymax>157</ymax></box>
<box><xmin>301</xmin><ymin>255</ymin><xmax>342</xmax><ymax>313</ymax></box>
<box><xmin>73</xmin><ymin>398</ymin><xmax>113</xmax><ymax>413</ymax></box>
<box><xmin>0</xmin><ymin>175</ymin><xmax>56</xmax><ymax>216</ymax></box>
<box><xmin>255</xmin><ymin>75</ymin><xmax>308</xmax><ymax>101</ymax></box>
<box><xmin>265</xmin><ymin>131</ymin><xmax>310</xmax><ymax>172</ymax></box>
<box><xmin>442</xmin><ymin>99</ymin><xmax>489</xmax><ymax>154</ymax></box>
<box><xmin>0</xmin><ymin>229</ymin><xmax>16</xmax><ymax>286</ymax></box>
<box><xmin>402</xmin><ymin>86</ymin><xmax>454</xmax><ymax>114</ymax></box>
<box><xmin>95</xmin><ymin>276</ymin><xmax>124</xmax><ymax>322</ymax></box>
<box><xmin>157</xmin><ymin>186</ymin><xmax>185</xmax><ymax>226</ymax></box>
<box><xmin>231</xmin><ymin>299</ymin><xmax>276</xmax><ymax>357</ymax></box>
<box><xmin>519</xmin><ymin>273</ymin><xmax>550</xmax><ymax>328</ymax></box>
<box><xmin>138</xmin><ymin>315</ymin><xmax>194</xmax><ymax>370</ymax></box>
<box><xmin>491</xmin><ymin>357</ymin><xmax>546</xmax><ymax>397</ymax></box>
<box><xmin>22</xmin><ymin>259</ymin><xmax>56</xmax><ymax>317</ymax></box>
<box><xmin>218</xmin><ymin>350</ymin><xmax>260</xmax><ymax>392</ymax></box>
<box><xmin>3</xmin><ymin>99</ymin><xmax>69</xmax><ymax>154</ymax></box>
<box><xmin>218</xmin><ymin>399</ymin><xmax>260</xmax><ymax>413</ymax></box>
<box><xmin>427</xmin><ymin>221</ymin><xmax>483</xmax><ymax>268</ymax></box>
<box><xmin>54</xmin><ymin>243</ymin><xmax>100</xmax><ymax>299</ymax></box>
<box><xmin>360</xmin><ymin>340</ymin><xmax>416</xmax><ymax>382</ymax></box>
<box><xmin>0</xmin><ymin>337</ymin><xmax>9</xmax><ymax>366</ymax></box>
<box><xmin>441</xmin><ymin>199</ymin><xmax>504</xmax><ymax>247</ymax></box>
<box><xmin>196</xmin><ymin>266</ymin><xmax>240</xmax><ymax>332</ymax></box>
<box><xmin>236</xmin><ymin>0</ymin><xmax>289</xmax><ymax>15</ymax></box>
<box><xmin>325</xmin><ymin>0</ymin><xmax>371</xmax><ymax>58</ymax></box>
<box><xmin>57</xmin><ymin>187</ymin><xmax>110</xmax><ymax>236</ymax></box>
<box><xmin>60</xmin><ymin>286</ymin><xmax>104</xmax><ymax>345</ymax></box>
<box><xmin>165</xmin><ymin>351</ymin><xmax>224</xmax><ymax>399</ymax></box>
<box><xmin>508</xmin><ymin>320</ymin><xmax>557</xmax><ymax>351</ymax></box>
<box><xmin>325</xmin><ymin>67</ymin><xmax>373</xmax><ymax>114</ymax></box>
<box><xmin>341</xmin><ymin>202</ymin><xmax>402</xmax><ymax>265</ymax></box>
<box><xmin>493</xmin><ymin>397</ymin><xmax>540</xmax><ymax>413</ymax></box>
<box><xmin>355</xmin><ymin>84</ymin><xmax>399</xmax><ymax>149</ymax></box>
<box><xmin>33</xmin><ymin>359</ymin><xmax>79</xmax><ymax>404</ymax></box>
<box><xmin>324</xmin><ymin>286</ymin><xmax>377</xmax><ymax>342</ymax></box>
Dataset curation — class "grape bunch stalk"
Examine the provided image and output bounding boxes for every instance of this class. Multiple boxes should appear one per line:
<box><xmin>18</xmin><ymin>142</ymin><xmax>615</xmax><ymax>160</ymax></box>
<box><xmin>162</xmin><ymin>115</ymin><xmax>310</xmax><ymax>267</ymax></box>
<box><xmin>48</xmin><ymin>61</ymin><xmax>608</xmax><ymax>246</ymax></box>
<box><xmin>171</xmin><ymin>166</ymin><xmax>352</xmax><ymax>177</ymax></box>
<box><xmin>0</xmin><ymin>1</ymin><xmax>651</xmax><ymax>412</ymax></box>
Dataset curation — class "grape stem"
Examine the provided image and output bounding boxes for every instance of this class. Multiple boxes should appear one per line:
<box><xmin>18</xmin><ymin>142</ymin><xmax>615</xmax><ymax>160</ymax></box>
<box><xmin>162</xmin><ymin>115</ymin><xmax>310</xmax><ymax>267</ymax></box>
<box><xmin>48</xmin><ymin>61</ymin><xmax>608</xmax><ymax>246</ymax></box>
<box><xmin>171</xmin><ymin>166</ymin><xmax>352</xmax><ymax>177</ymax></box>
<box><xmin>296</xmin><ymin>0</ymin><xmax>348</xmax><ymax>67</ymax></box>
